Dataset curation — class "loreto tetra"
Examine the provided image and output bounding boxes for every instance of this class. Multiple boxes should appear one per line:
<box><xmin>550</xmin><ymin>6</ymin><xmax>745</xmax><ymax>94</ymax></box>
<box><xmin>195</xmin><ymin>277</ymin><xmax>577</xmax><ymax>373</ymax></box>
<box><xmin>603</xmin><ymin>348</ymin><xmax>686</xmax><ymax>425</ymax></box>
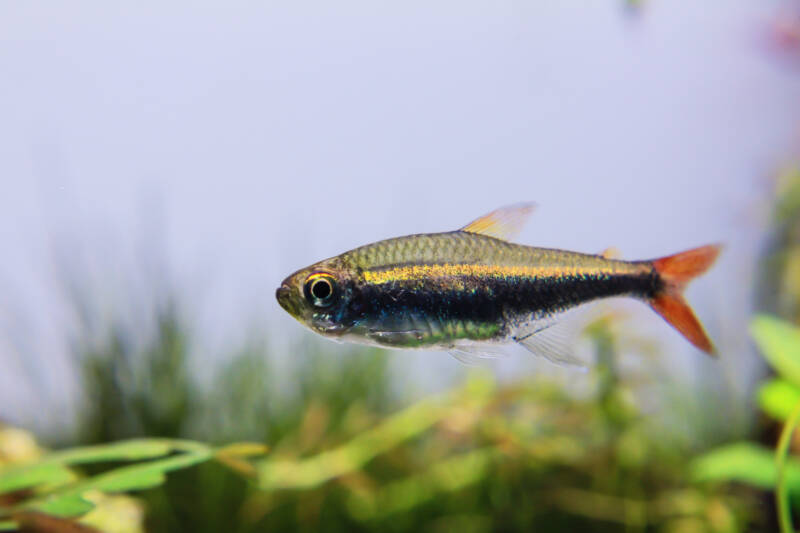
<box><xmin>276</xmin><ymin>204</ymin><xmax>720</xmax><ymax>366</ymax></box>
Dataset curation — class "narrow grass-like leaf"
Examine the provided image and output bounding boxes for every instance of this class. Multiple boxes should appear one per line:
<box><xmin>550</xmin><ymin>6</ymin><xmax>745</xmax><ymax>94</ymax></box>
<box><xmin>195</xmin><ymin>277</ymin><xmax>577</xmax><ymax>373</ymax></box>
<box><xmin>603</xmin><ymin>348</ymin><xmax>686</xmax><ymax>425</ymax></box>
<box><xmin>88</xmin><ymin>451</ymin><xmax>212</xmax><ymax>493</ymax></box>
<box><xmin>17</xmin><ymin>447</ymin><xmax>213</xmax><ymax>519</ymax></box>
<box><xmin>30</xmin><ymin>495</ymin><xmax>96</xmax><ymax>519</ymax></box>
<box><xmin>751</xmin><ymin>315</ymin><xmax>800</xmax><ymax>386</ymax></box>
<box><xmin>0</xmin><ymin>439</ymin><xmax>200</xmax><ymax>495</ymax></box>
<box><xmin>215</xmin><ymin>442</ymin><xmax>269</xmax><ymax>458</ymax></box>
<box><xmin>215</xmin><ymin>443</ymin><xmax>268</xmax><ymax>478</ymax></box>
<box><xmin>0</xmin><ymin>463</ymin><xmax>76</xmax><ymax>495</ymax></box>
<box><xmin>49</xmin><ymin>439</ymin><xmax>174</xmax><ymax>464</ymax></box>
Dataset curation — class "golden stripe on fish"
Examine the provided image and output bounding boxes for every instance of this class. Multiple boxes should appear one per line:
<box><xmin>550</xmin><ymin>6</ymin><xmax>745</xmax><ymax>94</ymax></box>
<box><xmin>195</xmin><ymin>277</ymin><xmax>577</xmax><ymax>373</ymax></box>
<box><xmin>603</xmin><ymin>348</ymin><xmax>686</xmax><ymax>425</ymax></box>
<box><xmin>362</xmin><ymin>263</ymin><xmax>624</xmax><ymax>285</ymax></box>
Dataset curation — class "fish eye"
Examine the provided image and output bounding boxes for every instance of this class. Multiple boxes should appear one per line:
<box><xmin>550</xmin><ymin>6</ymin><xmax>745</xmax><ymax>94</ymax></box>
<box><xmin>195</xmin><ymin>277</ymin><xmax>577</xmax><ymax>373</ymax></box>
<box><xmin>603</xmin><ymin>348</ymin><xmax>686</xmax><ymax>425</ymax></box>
<box><xmin>304</xmin><ymin>273</ymin><xmax>338</xmax><ymax>307</ymax></box>
<box><xmin>311</xmin><ymin>278</ymin><xmax>331</xmax><ymax>299</ymax></box>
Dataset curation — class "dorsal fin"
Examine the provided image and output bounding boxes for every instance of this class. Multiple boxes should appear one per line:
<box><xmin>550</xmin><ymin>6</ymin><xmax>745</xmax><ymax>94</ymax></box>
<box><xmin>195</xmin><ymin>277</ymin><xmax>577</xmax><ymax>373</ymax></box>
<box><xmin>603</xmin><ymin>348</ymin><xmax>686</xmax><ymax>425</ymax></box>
<box><xmin>599</xmin><ymin>247</ymin><xmax>621</xmax><ymax>259</ymax></box>
<box><xmin>459</xmin><ymin>203</ymin><xmax>535</xmax><ymax>241</ymax></box>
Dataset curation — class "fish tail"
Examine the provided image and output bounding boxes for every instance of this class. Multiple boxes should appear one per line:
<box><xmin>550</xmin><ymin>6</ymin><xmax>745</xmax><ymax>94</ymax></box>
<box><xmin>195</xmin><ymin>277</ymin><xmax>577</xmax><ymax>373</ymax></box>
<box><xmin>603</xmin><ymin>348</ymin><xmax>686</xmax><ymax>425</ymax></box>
<box><xmin>648</xmin><ymin>244</ymin><xmax>722</xmax><ymax>355</ymax></box>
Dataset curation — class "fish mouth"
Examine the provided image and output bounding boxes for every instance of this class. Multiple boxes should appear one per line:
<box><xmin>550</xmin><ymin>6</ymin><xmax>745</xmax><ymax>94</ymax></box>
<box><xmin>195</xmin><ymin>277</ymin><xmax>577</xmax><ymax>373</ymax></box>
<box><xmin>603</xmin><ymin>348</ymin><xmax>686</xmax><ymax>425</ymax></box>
<box><xmin>275</xmin><ymin>284</ymin><xmax>296</xmax><ymax>315</ymax></box>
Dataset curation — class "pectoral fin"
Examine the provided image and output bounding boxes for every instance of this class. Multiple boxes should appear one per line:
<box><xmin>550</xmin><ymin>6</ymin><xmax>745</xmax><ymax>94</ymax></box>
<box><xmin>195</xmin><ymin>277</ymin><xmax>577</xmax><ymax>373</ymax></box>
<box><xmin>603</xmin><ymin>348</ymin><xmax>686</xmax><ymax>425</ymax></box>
<box><xmin>448</xmin><ymin>344</ymin><xmax>508</xmax><ymax>366</ymax></box>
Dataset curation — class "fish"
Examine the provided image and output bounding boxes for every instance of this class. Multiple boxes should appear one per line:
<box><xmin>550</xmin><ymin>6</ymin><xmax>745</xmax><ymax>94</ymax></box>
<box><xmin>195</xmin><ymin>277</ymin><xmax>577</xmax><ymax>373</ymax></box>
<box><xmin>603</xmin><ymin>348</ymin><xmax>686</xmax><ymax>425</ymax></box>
<box><xmin>276</xmin><ymin>204</ymin><xmax>721</xmax><ymax>366</ymax></box>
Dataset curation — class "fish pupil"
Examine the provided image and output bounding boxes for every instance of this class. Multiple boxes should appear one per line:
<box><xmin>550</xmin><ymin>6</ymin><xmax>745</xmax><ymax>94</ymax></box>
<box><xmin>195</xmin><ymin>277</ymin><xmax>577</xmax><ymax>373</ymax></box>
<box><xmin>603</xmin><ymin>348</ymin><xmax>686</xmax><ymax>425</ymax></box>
<box><xmin>312</xmin><ymin>279</ymin><xmax>332</xmax><ymax>300</ymax></box>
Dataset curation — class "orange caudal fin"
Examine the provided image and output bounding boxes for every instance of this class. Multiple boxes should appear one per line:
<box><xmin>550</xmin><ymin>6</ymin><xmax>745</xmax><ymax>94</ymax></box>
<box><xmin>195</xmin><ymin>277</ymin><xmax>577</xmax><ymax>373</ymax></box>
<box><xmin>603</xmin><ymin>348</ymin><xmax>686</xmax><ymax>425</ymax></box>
<box><xmin>650</xmin><ymin>293</ymin><xmax>715</xmax><ymax>354</ymax></box>
<box><xmin>649</xmin><ymin>244</ymin><xmax>722</xmax><ymax>355</ymax></box>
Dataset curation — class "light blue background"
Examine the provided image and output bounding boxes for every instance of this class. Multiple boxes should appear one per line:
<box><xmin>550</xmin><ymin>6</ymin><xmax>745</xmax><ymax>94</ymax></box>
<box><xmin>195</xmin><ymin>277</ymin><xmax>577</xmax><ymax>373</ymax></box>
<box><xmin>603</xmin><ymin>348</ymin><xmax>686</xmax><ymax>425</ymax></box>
<box><xmin>0</xmin><ymin>1</ymin><xmax>797</xmax><ymax>431</ymax></box>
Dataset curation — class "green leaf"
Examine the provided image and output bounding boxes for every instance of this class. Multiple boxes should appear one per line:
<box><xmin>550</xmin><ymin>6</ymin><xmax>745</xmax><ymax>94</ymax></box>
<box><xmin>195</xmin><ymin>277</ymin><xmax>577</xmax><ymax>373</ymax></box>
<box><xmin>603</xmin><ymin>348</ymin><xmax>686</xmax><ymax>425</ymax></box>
<box><xmin>0</xmin><ymin>439</ymin><xmax>203</xmax><ymax>495</ymax></box>
<box><xmin>32</xmin><ymin>494</ymin><xmax>96</xmax><ymax>517</ymax></box>
<box><xmin>19</xmin><ymin>447</ymin><xmax>213</xmax><ymax>518</ymax></box>
<box><xmin>0</xmin><ymin>463</ymin><xmax>76</xmax><ymax>495</ymax></box>
<box><xmin>89</xmin><ymin>451</ymin><xmax>211</xmax><ymax>493</ymax></box>
<box><xmin>775</xmin><ymin>401</ymin><xmax>800</xmax><ymax>533</ymax></box>
<box><xmin>751</xmin><ymin>315</ymin><xmax>800</xmax><ymax>386</ymax></box>
<box><xmin>215</xmin><ymin>443</ymin><xmax>269</xmax><ymax>478</ymax></box>
<box><xmin>215</xmin><ymin>442</ymin><xmax>269</xmax><ymax>458</ymax></box>
<box><xmin>759</xmin><ymin>379</ymin><xmax>800</xmax><ymax>421</ymax></box>
<box><xmin>0</xmin><ymin>520</ymin><xmax>16</xmax><ymax>531</ymax></box>
<box><xmin>692</xmin><ymin>442</ymin><xmax>800</xmax><ymax>491</ymax></box>
<box><xmin>50</xmin><ymin>439</ymin><xmax>174</xmax><ymax>464</ymax></box>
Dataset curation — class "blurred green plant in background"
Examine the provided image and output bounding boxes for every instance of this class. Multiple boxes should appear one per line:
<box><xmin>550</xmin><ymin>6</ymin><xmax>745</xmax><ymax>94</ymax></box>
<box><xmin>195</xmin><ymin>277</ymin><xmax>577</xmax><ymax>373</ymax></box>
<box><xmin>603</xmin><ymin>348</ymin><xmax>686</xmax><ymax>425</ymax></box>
<box><xmin>2</xmin><ymin>171</ymin><xmax>799</xmax><ymax>532</ymax></box>
<box><xmin>691</xmin><ymin>166</ymin><xmax>800</xmax><ymax>533</ymax></box>
<box><xmin>0</xmin><ymin>305</ymin><xmax>759</xmax><ymax>532</ymax></box>
<box><xmin>757</xmin><ymin>166</ymin><xmax>800</xmax><ymax>324</ymax></box>
<box><xmin>691</xmin><ymin>316</ymin><xmax>800</xmax><ymax>532</ymax></box>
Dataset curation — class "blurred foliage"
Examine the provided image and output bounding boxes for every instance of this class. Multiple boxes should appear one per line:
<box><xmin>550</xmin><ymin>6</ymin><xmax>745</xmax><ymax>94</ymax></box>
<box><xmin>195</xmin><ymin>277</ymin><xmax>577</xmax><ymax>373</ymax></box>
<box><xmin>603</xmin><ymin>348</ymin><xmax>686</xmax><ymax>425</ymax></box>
<box><xmin>7</xmin><ymin>164</ymin><xmax>800</xmax><ymax>532</ymax></box>
<box><xmin>0</xmin><ymin>427</ymin><xmax>148</xmax><ymax>532</ymax></box>
<box><xmin>757</xmin><ymin>165</ymin><xmax>800</xmax><ymax>323</ymax></box>
<box><xmin>0</xmin><ymin>431</ymin><xmax>268</xmax><ymax>531</ymax></box>
<box><xmin>692</xmin><ymin>167</ymin><xmax>800</xmax><ymax>533</ymax></box>
<box><xmin>753</xmin><ymin>316</ymin><xmax>800</xmax><ymax>423</ymax></box>
<box><xmin>76</xmin><ymin>304</ymin><xmax>196</xmax><ymax>443</ymax></box>
<box><xmin>72</xmin><ymin>300</ymin><xmax>394</xmax><ymax>449</ymax></box>
<box><xmin>692</xmin><ymin>316</ymin><xmax>800</xmax><ymax>533</ymax></box>
<box><xmin>2</xmin><ymin>302</ymin><xmax>759</xmax><ymax>532</ymax></box>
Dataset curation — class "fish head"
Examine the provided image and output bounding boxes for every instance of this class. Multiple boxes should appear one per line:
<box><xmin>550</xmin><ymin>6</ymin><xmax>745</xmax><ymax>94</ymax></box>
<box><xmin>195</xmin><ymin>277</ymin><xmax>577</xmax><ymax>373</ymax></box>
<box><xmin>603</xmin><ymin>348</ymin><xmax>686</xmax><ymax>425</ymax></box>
<box><xmin>276</xmin><ymin>257</ymin><xmax>358</xmax><ymax>338</ymax></box>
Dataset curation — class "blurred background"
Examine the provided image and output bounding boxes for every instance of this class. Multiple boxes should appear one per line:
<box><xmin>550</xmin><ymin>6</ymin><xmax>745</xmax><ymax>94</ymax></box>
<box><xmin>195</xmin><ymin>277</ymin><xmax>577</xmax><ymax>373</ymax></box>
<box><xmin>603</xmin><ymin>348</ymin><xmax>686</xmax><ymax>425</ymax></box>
<box><xmin>1</xmin><ymin>1</ymin><xmax>799</xmax><ymax>532</ymax></box>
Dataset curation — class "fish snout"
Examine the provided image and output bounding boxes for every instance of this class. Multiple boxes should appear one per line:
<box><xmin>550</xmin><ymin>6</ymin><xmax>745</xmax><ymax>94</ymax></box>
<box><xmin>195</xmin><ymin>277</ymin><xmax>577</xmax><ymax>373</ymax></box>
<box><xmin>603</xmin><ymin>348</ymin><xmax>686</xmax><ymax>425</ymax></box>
<box><xmin>276</xmin><ymin>283</ymin><xmax>294</xmax><ymax>313</ymax></box>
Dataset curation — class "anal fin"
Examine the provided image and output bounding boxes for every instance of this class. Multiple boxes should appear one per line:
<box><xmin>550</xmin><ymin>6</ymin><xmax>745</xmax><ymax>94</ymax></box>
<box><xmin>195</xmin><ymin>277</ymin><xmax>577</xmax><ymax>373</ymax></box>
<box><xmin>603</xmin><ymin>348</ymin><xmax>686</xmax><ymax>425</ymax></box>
<box><xmin>512</xmin><ymin>314</ymin><xmax>589</xmax><ymax>370</ymax></box>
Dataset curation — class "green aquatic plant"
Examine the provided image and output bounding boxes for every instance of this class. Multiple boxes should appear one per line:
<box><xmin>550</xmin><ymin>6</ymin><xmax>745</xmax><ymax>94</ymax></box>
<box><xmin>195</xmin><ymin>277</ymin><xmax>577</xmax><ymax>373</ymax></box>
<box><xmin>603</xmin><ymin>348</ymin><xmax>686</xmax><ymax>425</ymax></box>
<box><xmin>7</xmin><ymin>202</ymin><xmax>765</xmax><ymax>531</ymax></box>
<box><xmin>692</xmin><ymin>316</ymin><xmax>800</xmax><ymax>533</ymax></box>
<box><xmin>776</xmin><ymin>402</ymin><xmax>800</xmax><ymax>533</ymax></box>
<box><xmin>2</xmin><ymin>303</ymin><xmax>758</xmax><ymax>533</ymax></box>
<box><xmin>0</xmin><ymin>436</ymin><xmax>267</xmax><ymax>532</ymax></box>
<box><xmin>757</xmin><ymin>165</ymin><xmax>800</xmax><ymax>324</ymax></box>
<box><xmin>4</xmin><ymin>367</ymin><xmax>751</xmax><ymax>532</ymax></box>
